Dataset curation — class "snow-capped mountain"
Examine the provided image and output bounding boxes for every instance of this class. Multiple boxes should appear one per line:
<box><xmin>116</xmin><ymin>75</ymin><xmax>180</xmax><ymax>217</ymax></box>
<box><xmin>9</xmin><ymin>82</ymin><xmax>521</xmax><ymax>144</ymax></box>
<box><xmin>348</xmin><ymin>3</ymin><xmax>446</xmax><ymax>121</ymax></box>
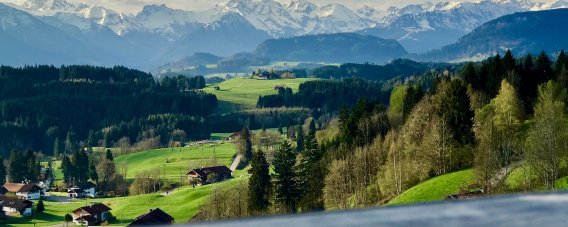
<box><xmin>1</xmin><ymin>0</ymin><xmax>568</xmax><ymax>68</ymax></box>
<box><xmin>362</xmin><ymin>0</ymin><xmax>568</xmax><ymax>53</ymax></box>
<box><xmin>214</xmin><ymin>0</ymin><xmax>373</xmax><ymax>37</ymax></box>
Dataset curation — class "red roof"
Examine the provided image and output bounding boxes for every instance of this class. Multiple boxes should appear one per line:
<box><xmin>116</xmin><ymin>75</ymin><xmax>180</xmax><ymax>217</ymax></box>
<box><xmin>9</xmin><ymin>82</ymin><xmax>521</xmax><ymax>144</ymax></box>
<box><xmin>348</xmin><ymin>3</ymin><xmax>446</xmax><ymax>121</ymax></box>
<box><xmin>2</xmin><ymin>183</ymin><xmax>42</xmax><ymax>193</ymax></box>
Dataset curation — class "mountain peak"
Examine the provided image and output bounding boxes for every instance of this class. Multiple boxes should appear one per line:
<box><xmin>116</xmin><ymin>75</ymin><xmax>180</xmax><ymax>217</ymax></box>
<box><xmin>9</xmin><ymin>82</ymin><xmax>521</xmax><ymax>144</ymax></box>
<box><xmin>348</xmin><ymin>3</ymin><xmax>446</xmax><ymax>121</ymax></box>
<box><xmin>21</xmin><ymin>0</ymin><xmax>75</xmax><ymax>14</ymax></box>
<box><xmin>140</xmin><ymin>4</ymin><xmax>171</xmax><ymax>14</ymax></box>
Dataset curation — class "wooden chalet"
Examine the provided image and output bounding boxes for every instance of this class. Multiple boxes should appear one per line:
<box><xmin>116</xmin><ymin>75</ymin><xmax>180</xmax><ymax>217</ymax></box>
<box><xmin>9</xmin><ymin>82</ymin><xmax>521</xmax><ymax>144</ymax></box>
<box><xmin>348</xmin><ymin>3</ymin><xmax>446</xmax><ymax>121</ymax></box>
<box><xmin>72</xmin><ymin>203</ymin><xmax>112</xmax><ymax>226</ymax></box>
<box><xmin>0</xmin><ymin>195</ymin><xmax>33</xmax><ymax>216</ymax></box>
<box><xmin>2</xmin><ymin>183</ymin><xmax>42</xmax><ymax>200</ymax></box>
<box><xmin>187</xmin><ymin>166</ymin><xmax>232</xmax><ymax>184</ymax></box>
<box><xmin>128</xmin><ymin>208</ymin><xmax>174</xmax><ymax>226</ymax></box>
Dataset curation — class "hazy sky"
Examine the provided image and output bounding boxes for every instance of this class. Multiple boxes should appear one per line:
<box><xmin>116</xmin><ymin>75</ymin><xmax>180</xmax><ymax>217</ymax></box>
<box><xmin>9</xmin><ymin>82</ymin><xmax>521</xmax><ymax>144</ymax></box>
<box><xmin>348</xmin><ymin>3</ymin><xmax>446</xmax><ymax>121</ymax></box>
<box><xmin>3</xmin><ymin>0</ymin><xmax>480</xmax><ymax>14</ymax></box>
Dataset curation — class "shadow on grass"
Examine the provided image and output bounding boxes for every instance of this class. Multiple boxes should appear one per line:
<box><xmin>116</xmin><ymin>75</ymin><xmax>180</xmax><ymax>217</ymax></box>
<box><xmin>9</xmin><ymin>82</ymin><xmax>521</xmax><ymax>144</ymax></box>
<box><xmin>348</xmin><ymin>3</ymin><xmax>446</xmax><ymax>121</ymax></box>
<box><xmin>2</xmin><ymin>212</ymin><xmax>65</xmax><ymax>225</ymax></box>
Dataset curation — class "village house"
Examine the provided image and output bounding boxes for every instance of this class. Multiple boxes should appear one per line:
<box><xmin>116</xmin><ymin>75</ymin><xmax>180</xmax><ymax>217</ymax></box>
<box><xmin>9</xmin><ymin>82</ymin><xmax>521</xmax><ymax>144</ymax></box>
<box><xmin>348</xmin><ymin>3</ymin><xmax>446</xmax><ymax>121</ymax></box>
<box><xmin>68</xmin><ymin>182</ymin><xmax>97</xmax><ymax>198</ymax></box>
<box><xmin>72</xmin><ymin>203</ymin><xmax>112</xmax><ymax>226</ymax></box>
<box><xmin>0</xmin><ymin>195</ymin><xmax>33</xmax><ymax>216</ymax></box>
<box><xmin>128</xmin><ymin>208</ymin><xmax>174</xmax><ymax>226</ymax></box>
<box><xmin>187</xmin><ymin>166</ymin><xmax>232</xmax><ymax>184</ymax></box>
<box><xmin>1</xmin><ymin>183</ymin><xmax>42</xmax><ymax>200</ymax></box>
<box><xmin>225</xmin><ymin>128</ymin><xmax>253</xmax><ymax>142</ymax></box>
<box><xmin>67</xmin><ymin>188</ymin><xmax>86</xmax><ymax>198</ymax></box>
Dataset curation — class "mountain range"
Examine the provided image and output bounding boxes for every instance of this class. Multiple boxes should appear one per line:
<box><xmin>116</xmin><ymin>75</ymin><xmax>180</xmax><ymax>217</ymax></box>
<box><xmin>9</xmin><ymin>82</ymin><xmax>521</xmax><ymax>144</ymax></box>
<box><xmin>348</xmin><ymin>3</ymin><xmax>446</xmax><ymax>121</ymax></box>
<box><xmin>1</xmin><ymin>0</ymin><xmax>568</xmax><ymax>68</ymax></box>
<box><xmin>415</xmin><ymin>8</ymin><xmax>568</xmax><ymax>62</ymax></box>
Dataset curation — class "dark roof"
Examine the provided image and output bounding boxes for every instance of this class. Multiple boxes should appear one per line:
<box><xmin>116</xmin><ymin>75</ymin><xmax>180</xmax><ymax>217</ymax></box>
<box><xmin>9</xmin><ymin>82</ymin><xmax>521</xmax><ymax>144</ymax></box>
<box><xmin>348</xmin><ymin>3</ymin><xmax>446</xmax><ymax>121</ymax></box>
<box><xmin>76</xmin><ymin>182</ymin><xmax>96</xmax><ymax>189</ymax></box>
<box><xmin>73</xmin><ymin>203</ymin><xmax>112</xmax><ymax>215</ymax></box>
<box><xmin>2</xmin><ymin>183</ymin><xmax>42</xmax><ymax>193</ymax></box>
<box><xmin>128</xmin><ymin>208</ymin><xmax>174</xmax><ymax>226</ymax></box>
<box><xmin>0</xmin><ymin>195</ymin><xmax>33</xmax><ymax>211</ymax></box>
<box><xmin>187</xmin><ymin>166</ymin><xmax>232</xmax><ymax>177</ymax></box>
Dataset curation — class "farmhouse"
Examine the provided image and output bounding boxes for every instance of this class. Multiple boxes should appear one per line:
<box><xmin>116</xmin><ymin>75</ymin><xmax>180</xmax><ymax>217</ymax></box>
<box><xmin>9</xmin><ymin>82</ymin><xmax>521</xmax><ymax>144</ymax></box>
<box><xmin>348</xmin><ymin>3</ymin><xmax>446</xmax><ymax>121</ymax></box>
<box><xmin>0</xmin><ymin>195</ymin><xmax>33</xmax><ymax>216</ymax></box>
<box><xmin>1</xmin><ymin>183</ymin><xmax>42</xmax><ymax>200</ymax></box>
<box><xmin>187</xmin><ymin>166</ymin><xmax>232</xmax><ymax>184</ymax></box>
<box><xmin>68</xmin><ymin>182</ymin><xmax>97</xmax><ymax>198</ymax></box>
<box><xmin>72</xmin><ymin>203</ymin><xmax>112</xmax><ymax>226</ymax></box>
<box><xmin>226</xmin><ymin>128</ymin><xmax>252</xmax><ymax>142</ymax></box>
<box><xmin>128</xmin><ymin>208</ymin><xmax>174</xmax><ymax>226</ymax></box>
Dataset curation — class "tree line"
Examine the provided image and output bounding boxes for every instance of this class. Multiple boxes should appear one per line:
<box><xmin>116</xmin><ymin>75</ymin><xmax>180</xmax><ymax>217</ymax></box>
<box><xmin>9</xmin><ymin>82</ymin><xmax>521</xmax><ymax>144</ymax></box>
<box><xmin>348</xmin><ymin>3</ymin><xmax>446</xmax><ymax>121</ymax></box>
<box><xmin>0</xmin><ymin>65</ymin><xmax>217</xmax><ymax>157</ymax></box>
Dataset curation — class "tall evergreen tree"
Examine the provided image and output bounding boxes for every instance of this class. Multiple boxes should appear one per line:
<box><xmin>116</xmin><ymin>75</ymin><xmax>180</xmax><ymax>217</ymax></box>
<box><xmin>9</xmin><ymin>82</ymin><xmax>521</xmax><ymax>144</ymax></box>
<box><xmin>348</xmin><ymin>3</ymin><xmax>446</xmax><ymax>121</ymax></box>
<box><xmin>308</xmin><ymin>119</ymin><xmax>317</xmax><ymax>137</ymax></box>
<box><xmin>61</xmin><ymin>155</ymin><xmax>74</xmax><ymax>185</ymax></box>
<box><xmin>64</xmin><ymin>131</ymin><xmax>75</xmax><ymax>155</ymax></box>
<box><xmin>240</xmin><ymin>127</ymin><xmax>253</xmax><ymax>162</ymax></box>
<box><xmin>462</xmin><ymin>63</ymin><xmax>479</xmax><ymax>89</ymax></box>
<box><xmin>105</xmin><ymin>149</ymin><xmax>114</xmax><ymax>161</ymax></box>
<box><xmin>89</xmin><ymin>161</ymin><xmax>99</xmax><ymax>183</ymax></box>
<box><xmin>436</xmin><ymin>79</ymin><xmax>474</xmax><ymax>144</ymax></box>
<box><xmin>273</xmin><ymin>140</ymin><xmax>300</xmax><ymax>212</ymax></box>
<box><xmin>37</xmin><ymin>197</ymin><xmax>45</xmax><ymax>212</ymax></box>
<box><xmin>519</xmin><ymin>54</ymin><xmax>536</xmax><ymax>112</ymax></box>
<box><xmin>555</xmin><ymin>50</ymin><xmax>568</xmax><ymax>87</ymax></box>
<box><xmin>248</xmin><ymin>150</ymin><xmax>271</xmax><ymax>213</ymax></box>
<box><xmin>402</xmin><ymin>86</ymin><xmax>424</xmax><ymax>121</ymax></box>
<box><xmin>535</xmin><ymin>51</ymin><xmax>553</xmax><ymax>83</ymax></box>
<box><xmin>53</xmin><ymin>137</ymin><xmax>61</xmax><ymax>158</ymax></box>
<box><xmin>296</xmin><ymin>126</ymin><xmax>305</xmax><ymax>153</ymax></box>
<box><xmin>0</xmin><ymin>155</ymin><xmax>6</xmax><ymax>186</ymax></box>
<box><xmin>297</xmin><ymin>134</ymin><xmax>324</xmax><ymax>211</ymax></box>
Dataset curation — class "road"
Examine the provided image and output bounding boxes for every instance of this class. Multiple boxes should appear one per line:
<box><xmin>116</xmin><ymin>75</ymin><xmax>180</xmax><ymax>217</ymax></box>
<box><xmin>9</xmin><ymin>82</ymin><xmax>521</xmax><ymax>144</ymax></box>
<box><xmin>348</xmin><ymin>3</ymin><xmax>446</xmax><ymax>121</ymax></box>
<box><xmin>230</xmin><ymin>154</ymin><xmax>242</xmax><ymax>171</ymax></box>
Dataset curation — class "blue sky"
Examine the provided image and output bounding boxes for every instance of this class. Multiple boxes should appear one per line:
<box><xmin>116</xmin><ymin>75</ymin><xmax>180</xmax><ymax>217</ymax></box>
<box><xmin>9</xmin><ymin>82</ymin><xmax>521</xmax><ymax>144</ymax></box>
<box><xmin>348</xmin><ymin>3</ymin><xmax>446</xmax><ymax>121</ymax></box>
<box><xmin>13</xmin><ymin>0</ymin><xmax>477</xmax><ymax>13</ymax></box>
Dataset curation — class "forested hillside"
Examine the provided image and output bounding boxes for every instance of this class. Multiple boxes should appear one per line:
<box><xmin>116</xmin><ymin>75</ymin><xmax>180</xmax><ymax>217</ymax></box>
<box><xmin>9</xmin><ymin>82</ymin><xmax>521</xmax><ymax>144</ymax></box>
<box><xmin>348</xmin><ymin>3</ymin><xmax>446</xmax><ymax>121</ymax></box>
<box><xmin>202</xmin><ymin>50</ymin><xmax>568</xmax><ymax>220</ymax></box>
<box><xmin>0</xmin><ymin>66</ymin><xmax>216</xmax><ymax>156</ymax></box>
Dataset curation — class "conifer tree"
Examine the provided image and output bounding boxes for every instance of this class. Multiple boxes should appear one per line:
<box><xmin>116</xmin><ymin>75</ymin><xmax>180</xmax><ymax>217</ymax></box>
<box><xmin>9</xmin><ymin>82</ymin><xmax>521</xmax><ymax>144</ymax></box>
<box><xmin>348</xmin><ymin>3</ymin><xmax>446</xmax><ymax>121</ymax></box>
<box><xmin>53</xmin><ymin>137</ymin><xmax>61</xmax><ymax>158</ymax></box>
<box><xmin>239</xmin><ymin>127</ymin><xmax>253</xmax><ymax>162</ymax></box>
<box><xmin>0</xmin><ymin>155</ymin><xmax>6</xmax><ymax>186</ymax></box>
<box><xmin>297</xmin><ymin>134</ymin><xmax>324</xmax><ymax>211</ymax></box>
<box><xmin>8</xmin><ymin>149</ymin><xmax>24</xmax><ymax>183</ymax></box>
<box><xmin>62</xmin><ymin>155</ymin><xmax>74</xmax><ymax>185</ymax></box>
<box><xmin>296</xmin><ymin>126</ymin><xmax>305</xmax><ymax>153</ymax></box>
<box><xmin>89</xmin><ymin>161</ymin><xmax>98</xmax><ymax>183</ymax></box>
<box><xmin>105</xmin><ymin>149</ymin><xmax>114</xmax><ymax>161</ymax></box>
<box><xmin>308</xmin><ymin>119</ymin><xmax>317</xmax><ymax>137</ymax></box>
<box><xmin>273</xmin><ymin>140</ymin><xmax>299</xmax><ymax>212</ymax></box>
<box><xmin>248</xmin><ymin>150</ymin><xmax>271</xmax><ymax>213</ymax></box>
<box><xmin>37</xmin><ymin>197</ymin><xmax>45</xmax><ymax>213</ymax></box>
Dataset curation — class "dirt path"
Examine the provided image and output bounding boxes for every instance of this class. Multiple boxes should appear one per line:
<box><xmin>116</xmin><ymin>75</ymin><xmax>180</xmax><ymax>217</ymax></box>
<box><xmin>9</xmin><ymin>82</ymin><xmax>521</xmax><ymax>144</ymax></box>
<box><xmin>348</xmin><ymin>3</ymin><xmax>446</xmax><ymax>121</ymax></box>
<box><xmin>490</xmin><ymin>162</ymin><xmax>522</xmax><ymax>187</ymax></box>
<box><xmin>230</xmin><ymin>154</ymin><xmax>242</xmax><ymax>171</ymax></box>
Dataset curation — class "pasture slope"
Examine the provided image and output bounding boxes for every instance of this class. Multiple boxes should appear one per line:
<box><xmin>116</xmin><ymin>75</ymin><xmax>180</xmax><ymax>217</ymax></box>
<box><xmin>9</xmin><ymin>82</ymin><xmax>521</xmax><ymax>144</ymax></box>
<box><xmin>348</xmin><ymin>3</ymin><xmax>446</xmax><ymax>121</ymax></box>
<box><xmin>203</xmin><ymin>78</ymin><xmax>316</xmax><ymax>113</ymax></box>
<box><xmin>388</xmin><ymin>169</ymin><xmax>475</xmax><ymax>205</ymax></box>
<box><xmin>5</xmin><ymin>143</ymin><xmax>246</xmax><ymax>226</ymax></box>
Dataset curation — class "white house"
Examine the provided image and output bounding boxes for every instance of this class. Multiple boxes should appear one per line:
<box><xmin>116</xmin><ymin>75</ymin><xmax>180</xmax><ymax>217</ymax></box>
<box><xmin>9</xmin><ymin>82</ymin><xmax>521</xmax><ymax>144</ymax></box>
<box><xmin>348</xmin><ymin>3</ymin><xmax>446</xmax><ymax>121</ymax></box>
<box><xmin>2</xmin><ymin>183</ymin><xmax>42</xmax><ymax>200</ymax></box>
<box><xmin>68</xmin><ymin>182</ymin><xmax>97</xmax><ymax>198</ymax></box>
<box><xmin>72</xmin><ymin>203</ymin><xmax>112</xmax><ymax>226</ymax></box>
<box><xmin>0</xmin><ymin>195</ymin><xmax>33</xmax><ymax>216</ymax></box>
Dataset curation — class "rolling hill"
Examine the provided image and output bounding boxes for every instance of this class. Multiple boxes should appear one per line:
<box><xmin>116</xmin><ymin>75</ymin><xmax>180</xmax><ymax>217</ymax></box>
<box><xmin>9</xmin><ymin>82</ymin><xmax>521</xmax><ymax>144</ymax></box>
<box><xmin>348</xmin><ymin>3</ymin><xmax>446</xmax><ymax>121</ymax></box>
<box><xmin>203</xmin><ymin>78</ymin><xmax>317</xmax><ymax>113</ymax></box>
<box><xmin>388</xmin><ymin>169</ymin><xmax>475</xmax><ymax>205</ymax></box>
<box><xmin>252</xmin><ymin>33</ymin><xmax>408</xmax><ymax>64</ymax></box>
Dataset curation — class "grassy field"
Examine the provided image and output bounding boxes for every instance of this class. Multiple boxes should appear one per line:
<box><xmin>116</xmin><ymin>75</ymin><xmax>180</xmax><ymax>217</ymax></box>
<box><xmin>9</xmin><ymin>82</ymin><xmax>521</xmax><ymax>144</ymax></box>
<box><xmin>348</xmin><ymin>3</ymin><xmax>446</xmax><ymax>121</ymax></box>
<box><xmin>203</xmin><ymin>78</ymin><xmax>316</xmax><ymax>113</ymax></box>
<box><xmin>5</xmin><ymin>143</ymin><xmax>245</xmax><ymax>226</ymax></box>
<box><xmin>4</xmin><ymin>177</ymin><xmax>248</xmax><ymax>226</ymax></box>
<box><xmin>115</xmin><ymin>143</ymin><xmax>237</xmax><ymax>180</ymax></box>
<box><xmin>388</xmin><ymin>169</ymin><xmax>475</xmax><ymax>205</ymax></box>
